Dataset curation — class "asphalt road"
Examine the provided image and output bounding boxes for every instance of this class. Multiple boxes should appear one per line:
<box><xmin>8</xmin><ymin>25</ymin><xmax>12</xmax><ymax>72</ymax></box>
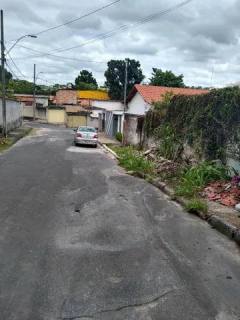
<box><xmin>0</xmin><ymin>124</ymin><xmax>240</xmax><ymax>320</ymax></box>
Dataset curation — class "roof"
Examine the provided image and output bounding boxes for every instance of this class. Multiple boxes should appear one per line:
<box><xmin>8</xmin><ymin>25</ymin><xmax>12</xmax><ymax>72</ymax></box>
<box><xmin>14</xmin><ymin>94</ymin><xmax>49</xmax><ymax>99</ymax></box>
<box><xmin>77</xmin><ymin>90</ymin><xmax>110</xmax><ymax>101</ymax></box>
<box><xmin>128</xmin><ymin>84</ymin><xmax>209</xmax><ymax>104</ymax></box>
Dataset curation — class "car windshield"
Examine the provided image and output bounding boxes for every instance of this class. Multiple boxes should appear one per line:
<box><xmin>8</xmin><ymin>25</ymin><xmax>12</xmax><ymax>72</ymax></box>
<box><xmin>78</xmin><ymin>127</ymin><xmax>96</xmax><ymax>133</ymax></box>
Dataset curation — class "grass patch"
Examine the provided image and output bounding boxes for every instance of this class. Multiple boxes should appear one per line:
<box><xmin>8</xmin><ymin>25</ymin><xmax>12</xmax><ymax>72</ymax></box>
<box><xmin>112</xmin><ymin>146</ymin><xmax>155</xmax><ymax>175</ymax></box>
<box><xmin>0</xmin><ymin>127</ymin><xmax>33</xmax><ymax>153</ymax></box>
<box><xmin>0</xmin><ymin>138</ymin><xmax>13</xmax><ymax>153</ymax></box>
<box><xmin>185</xmin><ymin>198</ymin><xmax>208</xmax><ymax>214</ymax></box>
<box><xmin>176</xmin><ymin>161</ymin><xmax>229</xmax><ymax>198</ymax></box>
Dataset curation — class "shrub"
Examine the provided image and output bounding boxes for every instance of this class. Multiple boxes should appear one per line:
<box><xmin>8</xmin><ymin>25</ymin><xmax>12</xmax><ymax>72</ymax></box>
<box><xmin>185</xmin><ymin>198</ymin><xmax>208</xmax><ymax>214</ymax></box>
<box><xmin>115</xmin><ymin>132</ymin><xmax>123</xmax><ymax>142</ymax></box>
<box><xmin>113</xmin><ymin>146</ymin><xmax>154</xmax><ymax>175</ymax></box>
<box><xmin>176</xmin><ymin>161</ymin><xmax>229</xmax><ymax>197</ymax></box>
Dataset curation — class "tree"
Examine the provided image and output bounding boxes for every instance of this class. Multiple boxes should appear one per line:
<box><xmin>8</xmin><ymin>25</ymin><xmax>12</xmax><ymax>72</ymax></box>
<box><xmin>149</xmin><ymin>68</ymin><xmax>185</xmax><ymax>88</ymax></box>
<box><xmin>75</xmin><ymin>70</ymin><xmax>98</xmax><ymax>90</ymax></box>
<box><xmin>104</xmin><ymin>59</ymin><xmax>145</xmax><ymax>100</ymax></box>
<box><xmin>0</xmin><ymin>66</ymin><xmax>12</xmax><ymax>84</ymax></box>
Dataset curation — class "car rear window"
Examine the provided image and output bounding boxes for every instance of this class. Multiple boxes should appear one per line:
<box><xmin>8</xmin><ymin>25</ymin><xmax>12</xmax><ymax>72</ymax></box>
<box><xmin>78</xmin><ymin>127</ymin><xmax>96</xmax><ymax>133</ymax></box>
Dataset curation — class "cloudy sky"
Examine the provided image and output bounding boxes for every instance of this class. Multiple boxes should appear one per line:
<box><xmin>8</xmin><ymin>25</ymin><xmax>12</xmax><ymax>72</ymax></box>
<box><xmin>2</xmin><ymin>0</ymin><xmax>240</xmax><ymax>88</ymax></box>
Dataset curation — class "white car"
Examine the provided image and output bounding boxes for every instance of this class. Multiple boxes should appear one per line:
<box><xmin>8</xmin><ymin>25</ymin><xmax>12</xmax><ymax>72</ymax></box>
<box><xmin>74</xmin><ymin>126</ymin><xmax>98</xmax><ymax>147</ymax></box>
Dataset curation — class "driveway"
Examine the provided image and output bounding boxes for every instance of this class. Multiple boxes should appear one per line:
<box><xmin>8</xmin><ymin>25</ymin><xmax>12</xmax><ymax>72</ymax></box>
<box><xmin>0</xmin><ymin>124</ymin><xmax>240</xmax><ymax>320</ymax></box>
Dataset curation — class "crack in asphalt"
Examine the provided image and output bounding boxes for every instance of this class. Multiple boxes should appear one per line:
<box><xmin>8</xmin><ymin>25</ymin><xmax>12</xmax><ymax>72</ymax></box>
<box><xmin>61</xmin><ymin>288</ymin><xmax>179</xmax><ymax>319</ymax></box>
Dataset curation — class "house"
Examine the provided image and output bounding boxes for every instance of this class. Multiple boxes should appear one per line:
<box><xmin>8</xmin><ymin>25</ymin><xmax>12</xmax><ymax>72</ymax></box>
<box><xmin>91</xmin><ymin>100</ymin><xmax>124</xmax><ymax>137</ymax></box>
<box><xmin>55</xmin><ymin>89</ymin><xmax>77</xmax><ymax>105</ymax></box>
<box><xmin>124</xmin><ymin>84</ymin><xmax>209</xmax><ymax>145</ymax></box>
<box><xmin>14</xmin><ymin>94</ymin><xmax>49</xmax><ymax>121</ymax></box>
<box><xmin>55</xmin><ymin>89</ymin><xmax>110</xmax><ymax>107</ymax></box>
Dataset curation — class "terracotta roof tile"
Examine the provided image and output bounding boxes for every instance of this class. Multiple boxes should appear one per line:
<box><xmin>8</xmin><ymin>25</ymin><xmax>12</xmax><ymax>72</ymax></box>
<box><xmin>129</xmin><ymin>84</ymin><xmax>209</xmax><ymax>104</ymax></box>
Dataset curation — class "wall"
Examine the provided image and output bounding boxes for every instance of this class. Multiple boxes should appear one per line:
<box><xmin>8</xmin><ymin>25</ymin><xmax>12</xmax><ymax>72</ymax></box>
<box><xmin>23</xmin><ymin>106</ymin><xmax>34</xmax><ymax>118</ymax></box>
<box><xmin>127</xmin><ymin>92</ymin><xmax>151</xmax><ymax>116</ymax></box>
<box><xmin>55</xmin><ymin>90</ymin><xmax>77</xmax><ymax>105</ymax></box>
<box><xmin>23</xmin><ymin>106</ymin><xmax>47</xmax><ymax>120</ymax></box>
<box><xmin>0</xmin><ymin>98</ymin><xmax>23</xmax><ymax>131</ymax></box>
<box><xmin>47</xmin><ymin>109</ymin><xmax>66</xmax><ymax>124</ymax></box>
<box><xmin>92</xmin><ymin>100</ymin><xmax>123</xmax><ymax>111</ymax></box>
<box><xmin>87</xmin><ymin>116</ymin><xmax>99</xmax><ymax>129</ymax></box>
<box><xmin>15</xmin><ymin>95</ymin><xmax>49</xmax><ymax>108</ymax></box>
<box><xmin>67</xmin><ymin>115</ymin><xmax>87</xmax><ymax>128</ymax></box>
<box><xmin>123</xmin><ymin>115</ymin><xmax>140</xmax><ymax>145</ymax></box>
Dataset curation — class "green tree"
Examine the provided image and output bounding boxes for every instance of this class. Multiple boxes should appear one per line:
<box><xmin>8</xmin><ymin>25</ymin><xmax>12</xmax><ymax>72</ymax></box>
<box><xmin>149</xmin><ymin>68</ymin><xmax>185</xmax><ymax>88</ymax></box>
<box><xmin>104</xmin><ymin>59</ymin><xmax>145</xmax><ymax>100</ymax></box>
<box><xmin>75</xmin><ymin>70</ymin><xmax>98</xmax><ymax>90</ymax></box>
<box><xmin>0</xmin><ymin>66</ymin><xmax>12</xmax><ymax>84</ymax></box>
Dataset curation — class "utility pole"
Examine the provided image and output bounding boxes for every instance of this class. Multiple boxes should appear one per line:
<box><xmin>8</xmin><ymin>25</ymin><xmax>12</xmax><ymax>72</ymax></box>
<box><xmin>33</xmin><ymin>63</ymin><xmax>36</xmax><ymax>121</ymax></box>
<box><xmin>1</xmin><ymin>10</ymin><xmax>7</xmax><ymax>137</ymax></box>
<box><xmin>122</xmin><ymin>58</ymin><xmax>128</xmax><ymax>144</ymax></box>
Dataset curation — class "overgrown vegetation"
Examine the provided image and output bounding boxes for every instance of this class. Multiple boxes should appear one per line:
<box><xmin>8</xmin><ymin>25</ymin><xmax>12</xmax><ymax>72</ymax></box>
<box><xmin>145</xmin><ymin>87</ymin><xmax>240</xmax><ymax>162</ymax></box>
<box><xmin>185</xmin><ymin>198</ymin><xmax>208</xmax><ymax>214</ymax></box>
<box><xmin>115</xmin><ymin>132</ymin><xmax>123</xmax><ymax>142</ymax></box>
<box><xmin>155</xmin><ymin>125</ymin><xmax>182</xmax><ymax>160</ymax></box>
<box><xmin>0</xmin><ymin>137</ymin><xmax>13</xmax><ymax>152</ymax></box>
<box><xmin>113</xmin><ymin>146</ymin><xmax>155</xmax><ymax>175</ymax></box>
<box><xmin>176</xmin><ymin>162</ymin><xmax>229</xmax><ymax>198</ymax></box>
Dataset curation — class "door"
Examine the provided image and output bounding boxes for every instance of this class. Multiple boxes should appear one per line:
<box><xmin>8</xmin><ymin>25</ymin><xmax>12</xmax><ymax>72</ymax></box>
<box><xmin>112</xmin><ymin>115</ymin><xmax>118</xmax><ymax>137</ymax></box>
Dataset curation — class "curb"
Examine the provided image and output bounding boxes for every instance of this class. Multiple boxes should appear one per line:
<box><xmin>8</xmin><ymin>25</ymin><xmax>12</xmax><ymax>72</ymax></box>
<box><xmin>102</xmin><ymin>147</ymin><xmax>240</xmax><ymax>246</ymax></box>
<box><xmin>151</xmin><ymin>178</ymin><xmax>240</xmax><ymax>246</ymax></box>
<box><xmin>99</xmin><ymin>143</ymin><xmax>119</xmax><ymax>159</ymax></box>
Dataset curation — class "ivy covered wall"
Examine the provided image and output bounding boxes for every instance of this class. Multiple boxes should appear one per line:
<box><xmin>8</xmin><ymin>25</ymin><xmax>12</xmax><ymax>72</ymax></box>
<box><xmin>144</xmin><ymin>87</ymin><xmax>240</xmax><ymax>163</ymax></box>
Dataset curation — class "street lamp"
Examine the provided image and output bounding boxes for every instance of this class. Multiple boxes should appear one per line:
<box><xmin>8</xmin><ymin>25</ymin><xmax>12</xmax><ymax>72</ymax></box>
<box><xmin>6</xmin><ymin>34</ymin><xmax>37</xmax><ymax>54</ymax></box>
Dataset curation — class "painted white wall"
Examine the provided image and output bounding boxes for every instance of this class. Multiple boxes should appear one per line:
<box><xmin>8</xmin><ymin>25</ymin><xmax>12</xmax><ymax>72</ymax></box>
<box><xmin>92</xmin><ymin>100</ymin><xmax>124</xmax><ymax>111</ymax></box>
<box><xmin>126</xmin><ymin>92</ymin><xmax>151</xmax><ymax>115</ymax></box>
<box><xmin>0</xmin><ymin>98</ymin><xmax>23</xmax><ymax>130</ymax></box>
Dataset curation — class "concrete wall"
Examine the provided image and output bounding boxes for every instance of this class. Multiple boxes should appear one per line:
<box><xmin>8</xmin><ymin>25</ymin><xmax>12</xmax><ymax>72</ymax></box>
<box><xmin>67</xmin><ymin>115</ymin><xmax>87</xmax><ymax>128</ymax></box>
<box><xmin>47</xmin><ymin>109</ymin><xmax>66</xmax><ymax>124</ymax></box>
<box><xmin>123</xmin><ymin>115</ymin><xmax>143</xmax><ymax>146</ymax></box>
<box><xmin>23</xmin><ymin>106</ymin><xmax>47</xmax><ymax>120</ymax></box>
<box><xmin>23</xmin><ymin>106</ymin><xmax>34</xmax><ymax>118</ymax></box>
<box><xmin>87</xmin><ymin>116</ymin><xmax>99</xmax><ymax>129</ymax></box>
<box><xmin>127</xmin><ymin>92</ymin><xmax>151</xmax><ymax>116</ymax></box>
<box><xmin>0</xmin><ymin>98</ymin><xmax>23</xmax><ymax>131</ymax></box>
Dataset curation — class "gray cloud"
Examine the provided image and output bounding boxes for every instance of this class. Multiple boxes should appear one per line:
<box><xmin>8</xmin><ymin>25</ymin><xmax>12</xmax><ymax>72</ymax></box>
<box><xmin>1</xmin><ymin>0</ymin><xmax>240</xmax><ymax>88</ymax></box>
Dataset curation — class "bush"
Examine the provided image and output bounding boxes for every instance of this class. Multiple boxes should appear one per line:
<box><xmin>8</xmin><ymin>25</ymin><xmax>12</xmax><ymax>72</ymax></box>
<box><xmin>115</xmin><ymin>132</ymin><xmax>123</xmax><ymax>142</ymax></box>
<box><xmin>185</xmin><ymin>198</ymin><xmax>208</xmax><ymax>214</ymax></box>
<box><xmin>113</xmin><ymin>146</ymin><xmax>154</xmax><ymax>175</ymax></box>
<box><xmin>176</xmin><ymin>161</ymin><xmax>229</xmax><ymax>197</ymax></box>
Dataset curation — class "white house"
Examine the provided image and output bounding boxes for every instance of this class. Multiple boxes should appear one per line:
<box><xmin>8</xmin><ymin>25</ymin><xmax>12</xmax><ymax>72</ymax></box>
<box><xmin>125</xmin><ymin>84</ymin><xmax>209</xmax><ymax>145</ymax></box>
<box><xmin>91</xmin><ymin>100</ymin><xmax>124</xmax><ymax>137</ymax></box>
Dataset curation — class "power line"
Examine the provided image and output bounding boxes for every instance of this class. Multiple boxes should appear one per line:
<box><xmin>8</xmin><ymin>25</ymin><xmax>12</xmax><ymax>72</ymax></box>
<box><xmin>12</xmin><ymin>0</ymin><xmax>193</xmax><ymax>59</ymax></box>
<box><xmin>49</xmin><ymin>0</ymin><xmax>193</xmax><ymax>54</ymax></box>
<box><xmin>12</xmin><ymin>44</ymin><xmax>107</xmax><ymax>63</ymax></box>
<box><xmin>5</xmin><ymin>60</ymin><xmax>21</xmax><ymax>80</ymax></box>
<box><xmin>6</xmin><ymin>51</ymin><xmax>27</xmax><ymax>78</ymax></box>
<box><xmin>9</xmin><ymin>0</ymin><xmax>121</xmax><ymax>41</ymax></box>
